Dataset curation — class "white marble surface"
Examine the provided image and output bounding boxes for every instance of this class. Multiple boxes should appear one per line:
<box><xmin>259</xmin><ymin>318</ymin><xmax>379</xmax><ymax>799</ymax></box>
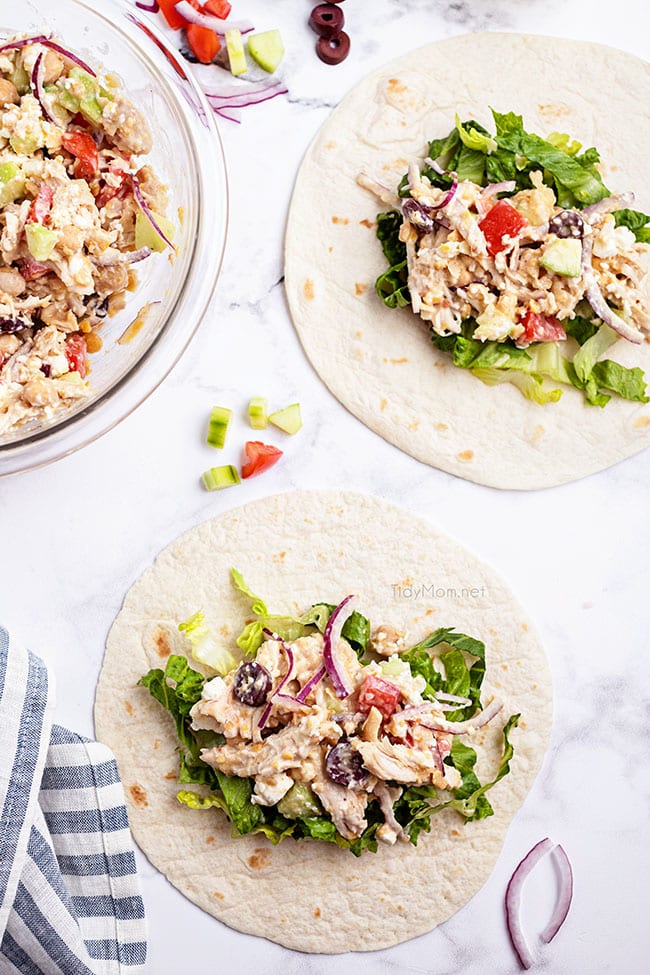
<box><xmin>2</xmin><ymin>0</ymin><xmax>650</xmax><ymax>970</ymax></box>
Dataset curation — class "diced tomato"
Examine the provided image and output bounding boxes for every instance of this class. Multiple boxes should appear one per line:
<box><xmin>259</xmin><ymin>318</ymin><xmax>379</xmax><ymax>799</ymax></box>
<box><xmin>478</xmin><ymin>199</ymin><xmax>528</xmax><ymax>257</ymax></box>
<box><xmin>95</xmin><ymin>172</ymin><xmax>131</xmax><ymax>209</ymax></box>
<box><xmin>515</xmin><ymin>309</ymin><xmax>567</xmax><ymax>348</ymax></box>
<box><xmin>357</xmin><ymin>675</ymin><xmax>402</xmax><ymax>720</ymax></box>
<box><xmin>158</xmin><ymin>0</ymin><xmax>200</xmax><ymax>29</ymax></box>
<box><xmin>185</xmin><ymin>23</ymin><xmax>221</xmax><ymax>63</ymax></box>
<box><xmin>27</xmin><ymin>184</ymin><xmax>54</xmax><ymax>225</ymax></box>
<box><xmin>19</xmin><ymin>257</ymin><xmax>51</xmax><ymax>281</ymax></box>
<box><xmin>64</xmin><ymin>334</ymin><xmax>88</xmax><ymax>379</ymax></box>
<box><xmin>241</xmin><ymin>441</ymin><xmax>283</xmax><ymax>479</ymax></box>
<box><xmin>203</xmin><ymin>0</ymin><xmax>232</xmax><ymax>17</ymax></box>
<box><xmin>62</xmin><ymin>131</ymin><xmax>99</xmax><ymax>181</ymax></box>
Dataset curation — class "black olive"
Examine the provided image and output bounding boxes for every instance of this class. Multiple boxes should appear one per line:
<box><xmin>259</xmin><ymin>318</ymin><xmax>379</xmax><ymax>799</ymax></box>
<box><xmin>549</xmin><ymin>210</ymin><xmax>585</xmax><ymax>239</ymax></box>
<box><xmin>325</xmin><ymin>741</ymin><xmax>368</xmax><ymax>786</ymax></box>
<box><xmin>232</xmin><ymin>661</ymin><xmax>272</xmax><ymax>707</ymax></box>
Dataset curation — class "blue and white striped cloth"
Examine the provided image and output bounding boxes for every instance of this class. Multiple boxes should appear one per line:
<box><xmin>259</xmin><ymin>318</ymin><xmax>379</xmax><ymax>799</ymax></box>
<box><xmin>0</xmin><ymin>626</ymin><xmax>147</xmax><ymax>974</ymax></box>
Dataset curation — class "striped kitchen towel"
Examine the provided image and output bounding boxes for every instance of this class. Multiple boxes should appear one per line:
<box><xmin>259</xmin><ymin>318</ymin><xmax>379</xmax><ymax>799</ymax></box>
<box><xmin>0</xmin><ymin>626</ymin><xmax>147</xmax><ymax>975</ymax></box>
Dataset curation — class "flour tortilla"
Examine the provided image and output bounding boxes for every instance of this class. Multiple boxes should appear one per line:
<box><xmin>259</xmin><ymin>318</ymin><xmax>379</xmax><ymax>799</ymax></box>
<box><xmin>285</xmin><ymin>33</ymin><xmax>650</xmax><ymax>490</ymax></box>
<box><xmin>95</xmin><ymin>490</ymin><xmax>551</xmax><ymax>952</ymax></box>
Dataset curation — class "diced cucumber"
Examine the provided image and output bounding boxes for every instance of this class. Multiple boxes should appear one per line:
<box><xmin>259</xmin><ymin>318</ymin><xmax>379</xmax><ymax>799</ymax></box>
<box><xmin>25</xmin><ymin>224</ymin><xmax>58</xmax><ymax>261</ymax></box>
<box><xmin>11</xmin><ymin>62</ymin><xmax>30</xmax><ymax>95</ymax></box>
<box><xmin>268</xmin><ymin>403</ymin><xmax>302</xmax><ymax>435</ymax></box>
<box><xmin>55</xmin><ymin>84</ymin><xmax>80</xmax><ymax>114</ymax></box>
<box><xmin>10</xmin><ymin>131</ymin><xmax>42</xmax><ymax>155</ymax></box>
<box><xmin>69</xmin><ymin>67</ymin><xmax>103</xmax><ymax>125</ymax></box>
<box><xmin>0</xmin><ymin>162</ymin><xmax>19</xmax><ymax>183</ymax></box>
<box><xmin>134</xmin><ymin>210</ymin><xmax>175</xmax><ymax>253</ymax></box>
<box><xmin>201</xmin><ymin>465</ymin><xmax>241</xmax><ymax>491</ymax></box>
<box><xmin>540</xmin><ymin>237</ymin><xmax>582</xmax><ymax>277</ymax></box>
<box><xmin>206</xmin><ymin>405</ymin><xmax>232</xmax><ymax>449</ymax></box>
<box><xmin>225</xmin><ymin>29</ymin><xmax>247</xmax><ymax>76</ymax></box>
<box><xmin>248</xmin><ymin>396</ymin><xmax>268</xmax><ymax>430</ymax></box>
<box><xmin>277</xmin><ymin>782</ymin><xmax>321</xmax><ymax>819</ymax></box>
<box><xmin>0</xmin><ymin>178</ymin><xmax>25</xmax><ymax>207</ymax></box>
<box><xmin>247</xmin><ymin>30</ymin><xmax>285</xmax><ymax>74</ymax></box>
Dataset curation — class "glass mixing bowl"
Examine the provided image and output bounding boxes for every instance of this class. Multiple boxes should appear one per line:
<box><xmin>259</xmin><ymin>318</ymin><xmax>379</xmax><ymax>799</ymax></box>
<box><xmin>0</xmin><ymin>0</ymin><xmax>228</xmax><ymax>475</ymax></box>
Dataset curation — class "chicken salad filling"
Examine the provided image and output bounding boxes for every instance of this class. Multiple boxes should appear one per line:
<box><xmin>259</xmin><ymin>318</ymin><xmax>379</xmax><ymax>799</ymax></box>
<box><xmin>0</xmin><ymin>35</ymin><xmax>173</xmax><ymax>437</ymax></box>
<box><xmin>141</xmin><ymin>570</ymin><xmax>519</xmax><ymax>856</ymax></box>
<box><xmin>365</xmin><ymin>110</ymin><xmax>650</xmax><ymax>407</ymax></box>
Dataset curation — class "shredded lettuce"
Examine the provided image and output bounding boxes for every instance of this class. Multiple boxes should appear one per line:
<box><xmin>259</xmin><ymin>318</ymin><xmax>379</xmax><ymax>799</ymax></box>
<box><xmin>613</xmin><ymin>208</ymin><xmax>650</xmax><ymax>243</ymax></box>
<box><xmin>455</xmin><ymin>114</ymin><xmax>497</xmax><ymax>155</ymax></box>
<box><xmin>401</xmin><ymin>627</ymin><xmax>485</xmax><ymax>720</ymax></box>
<box><xmin>178</xmin><ymin>611</ymin><xmax>238</xmax><ymax>676</ymax></box>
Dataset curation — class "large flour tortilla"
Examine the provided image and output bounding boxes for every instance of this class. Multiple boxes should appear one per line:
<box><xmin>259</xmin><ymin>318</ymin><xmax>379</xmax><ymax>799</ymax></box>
<box><xmin>95</xmin><ymin>490</ymin><xmax>551</xmax><ymax>952</ymax></box>
<box><xmin>285</xmin><ymin>34</ymin><xmax>650</xmax><ymax>489</ymax></box>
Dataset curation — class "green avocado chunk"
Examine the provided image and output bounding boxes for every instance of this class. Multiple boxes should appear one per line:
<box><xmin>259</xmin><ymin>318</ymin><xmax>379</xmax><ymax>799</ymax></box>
<box><xmin>540</xmin><ymin>237</ymin><xmax>582</xmax><ymax>277</ymax></box>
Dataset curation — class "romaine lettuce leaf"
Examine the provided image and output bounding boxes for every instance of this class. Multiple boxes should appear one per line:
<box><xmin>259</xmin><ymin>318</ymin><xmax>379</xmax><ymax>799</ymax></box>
<box><xmin>300</xmin><ymin>603</ymin><xmax>370</xmax><ymax>655</ymax></box>
<box><xmin>613</xmin><ymin>207</ymin><xmax>650</xmax><ymax>243</ymax></box>
<box><xmin>401</xmin><ymin>627</ymin><xmax>486</xmax><ymax>719</ymax></box>
<box><xmin>376</xmin><ymin>210</ymin><xmax>406</xmax><ymax>266</ymax></box>
<box><xmin>178</xmin><ymin>611</ymin><xmax>238</xmax><ymax>675</ymax></box>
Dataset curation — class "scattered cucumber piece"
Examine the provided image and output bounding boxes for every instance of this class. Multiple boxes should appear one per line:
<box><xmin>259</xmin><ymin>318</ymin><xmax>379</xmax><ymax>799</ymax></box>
<box><xmin>380</xmin><ymin>658</ymin><xmax>409</xmax><ymax>677</ymax></box>
<box><xmin>69</xmin><ymin>67</ymin><xmax>103</xmax><ymax>125</ymax></box>
<box><xmin>10</xmin><ymin>130</ymin><xmax>41</xmax><ymax>155</ymax></box>
<box><xmin>540</xmin><ymin>237</ymin><xmax>582</xmax><ymax>277</ymax></box>
<box><xmin>0</xmin><ymin>177</ymin><xmax>25</xmax><ymax>207</ymax></box>
<box><xmin>268</xmin><ymin>402</ymin><xmax>302</xmax><ymax>435</ymax></box>
<box><xmin>11</xmin><ymin>62</ymin><xmax>29</xmax><ymax>95</ymax></box>
<box><xmin>248</xmin><ymin>396</ymin><xmax>268</xmax><ymax>430</ymax></box>
<box><xmin>277</xmin><ymin>782</ymin><xmax>321</xmax><ymax>819</ymax></box>
<box><xmin>25</xmin><ymin>224</ymin><xmax>58</xmax><ymax>261</ymax></box>
<box><xmin>225</xmin><ymin>29</ymin><xmax>247</xmax><ymax>76</ymax></box>
<box><xmin>207</xmin><ymin>405</ymin><xmax>232</xmax><ymax>449</ymax></box>
<box><xmin>202</xmin><ymin>465</ymin><xmax>241</xmax><ymax>491</ymax></box>
<box><xmin>248</xmin><ymin>30</ymin><xmax>285</xmax><ymax>74</ymax></box>
<box><xmin>55</xmin><ymin>84</ymin><xmax>80</xmax><ymax>114</ymax></box>
<box><xmin>0</xmin><ymin>162</ymin><xmax>19</xmax><ymax>183</ymax></box>
<box><xmin>134</xmin><ymin>210</ymin><xmax>175</xmax><ymax>253</ymax></box>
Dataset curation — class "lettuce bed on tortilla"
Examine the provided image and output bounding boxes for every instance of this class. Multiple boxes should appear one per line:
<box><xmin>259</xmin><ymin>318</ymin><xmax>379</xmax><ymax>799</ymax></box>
<box><xmin>376</xmin><ymin>109</ymin><xmax>649</xmax><ymax>408</ymax></box>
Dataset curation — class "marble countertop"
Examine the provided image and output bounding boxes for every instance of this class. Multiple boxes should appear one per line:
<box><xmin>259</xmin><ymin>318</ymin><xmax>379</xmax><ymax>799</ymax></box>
<box><xmin>2</xmin><ymin>0</ymin><xmax>650</xmax><ymax>970</ymax></box>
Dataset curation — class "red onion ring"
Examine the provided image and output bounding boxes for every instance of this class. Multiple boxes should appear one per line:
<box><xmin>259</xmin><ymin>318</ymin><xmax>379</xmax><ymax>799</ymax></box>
<box><xmin>323</xmin><ymin>594</ymin><xmax>358</xmax><ymax>699</ymax></box>
<box><xmin>0</xmin><ymin>36</ymin><xmax>95</xmax><ymax>75</ymax></box>
<box><xmin>132</xmin><ymin>178</ymin><xmax>175</xmax><ymax>252</ymax></box>
<box><xmin>173</xmin><ymin>1</ymin><xmax>254</xmax><ymax>34</ymax></box>
<box><xmin>257</xmin><ymin>630</ymin><xmax>295</xmax><ymax>729</ymax></box>
<box><xmin>585</xmin><ymin>279</ymin><xmax>643</xmax><ymax>344</ymax></box>
<box><xmin>582</xmin><ymin>192</ymin><xmax>634</xmax><ymax>222</ymax></box>
<box><xmin>296</xmin><ymin>665</ymin><xmax>326</xmax><ymax>703</ymax></box>
<box><xmin>205</xmin><ymin>84</ymin><xmax>288</xmax><ymax>111</ymax></box>
<box><xmin>505</xmin><ymin>837</ymin><xmax>554</xmax><ymax>969</ymax></box>
<box><xmin>30</xmin><ymin>51</ymin><xmax>57</xmax><ymax>126</ymax></box>
<box><xmin>408</xmin><ymin>698</ymin><xmax>503</xmax><ymax>734</ymax></box>
<box><xmin>540</xmin><ymin>844</ymin><xmax>573</xmax><ymax>943</ymax></box>
<box><xmin>135</xmin><ymin>0</ymin><xmax>159</xmax><ymax>10</ymax></box>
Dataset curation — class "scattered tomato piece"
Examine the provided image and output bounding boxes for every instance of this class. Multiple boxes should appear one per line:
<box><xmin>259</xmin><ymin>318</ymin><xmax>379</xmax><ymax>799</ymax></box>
<box><xmin>19</xmin><ymin>257</ymin><xmax>50</xmax><ymax>281</ymax></box>
<box><xmin>357</xmin><ymin>675</ymin><xmax>402</xmax><ymax>720</ymax></box>
<box><xmin>158</xmin><ymin>0</ymin><xmax>199</xmax><ymax>29</ymax></box>
<box><xmin>27</xmin><ymin>184</ymin><xmax>53</xmax><ymax>225</ymax></box>
<box><xmin>203</xmin><ymin>0</ymin><xmax>232</xmax><ymax>17</ymax></box>
<box><xmin>241</xmin><ymin>441</ymin><xmax>282</xmax><ymax>479</ymax></box>
<box><xmin>186</xmin><ymin>22</ymin><xmax>221</xmax><ymax>63</ymax></box>
<box><xmin>516</xmin><ymin>309</ymin><xmax>567</xmax><ymax>348</ymax></box>
<box><xmin>64</xmin><ymin>334</ymin><xmax>88</xmax><ymax>379</ymax></box>
<box><xmin>62</xmin><ymin>131</ymin><xmax>99</xmax><ymax>181</ymax></box>
<box><xmin>478</xmin><ymin>199</ymin><xmax>528</xmax><ymax>257</ymax></box>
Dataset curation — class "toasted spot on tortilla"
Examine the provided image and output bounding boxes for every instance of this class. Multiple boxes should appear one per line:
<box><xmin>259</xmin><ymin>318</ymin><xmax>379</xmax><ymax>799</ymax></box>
<box><xmin>396</xmin><ymin>904</ymin><xmax>404</xmax><ymax>911</ymax></box>
<box><xmin>538</xmin><ymin>102</ymin><xmax>570</xmax><ymax>120</ymax></box>
<box><xmin>354</xmin><ymin>330</ymin><xmax>362</xmax><ymax>339</ymax></box>
<box><xmin>331</xmin><ymin>216</ymin><xmax>349</xmax><ymax>225</ymax></box>
<box><xmin>130</xmin><ymin>784</ymin><xmax>148</xmax><ymax>807</ymax></box>
<box><xmin>383</xmin><ymin>356</ymin><xmax>408</xmax><ymax>364</ymax></box>
<box><xmin>325</xmin><ymin>140</ymin><xmax>337</xmax><ymax>150</ymax></box>
<box><xmin>213</xmin><ymin>891</ymin><xmax>224</xmax><ymax>899</ymax></box>
<box><xmin>219</xmin><ymin>624</ymin><xmax>231</xmax><ymax>637</ymax></box>
<box><xmin>434</xmin><ymin>360</ymin><xmax>446</xmax><ymax>369</ymax></box>
<box><xmin>457</xmin><ymin>450</ymin><xmax>474</xmax><ymax>462</ymax></box>
<box><xmin>314</xmin><ymin>907</ymin><xmax>321</xmax><ymax>918</ymax></box>
<box><xmin>124</xmin><ymin>700</ymin><xmax>134</xmax><ymax>716</ymax></box>
<box><xmin>502</xmin><ymin>663</ymin><xmax>509</xmax><ymax>671</ymax></box>
<box><xmin>521</xmin><ymin>622</ymin><xmax>529</xmax><ymax>632</ymax></box>
<box><xmin>353</xmin><ymin>347</ymin><xmax>363</xmax><ymax>360</ymax></box>
<box><xmin>450</xmin><ymin>828</ymin><xmax>461</xmax><ymax>837</ymax></box>
<box><xmin>273</xmin><ymin>551</ymin><xmax>286</xmax><ymax>564</ymax></box>
<box><xmin>359</xmin><ymin>218</ymin><xmax>375</xmax><ymax>229</ymax></box>
<box><xmin>355</xmin><ymin>282</ymin><xmax>368</xmax><ymax>296</ymax></box>
<box><xmin>248</xmin><ymin>848</ymin><xmax>272</xmax><ymax>871</ymax></box>
<box><xmin>164</xmin><ymin>770</ymin><xmax>177</xmax><ymax>781</ymax></box>
<box><xmin>436</xmin><ymin>422</ymin><xmax>448</xmax><ymax>431</ymax></box>
<box><xmin>152</xmin><ymin>626</ymin><xmax>171</xmax><ymax>658</ymax></box>
<box><xmin>530</xmin><ymin>424</ymin><xmax>545</xmax><ymax>444</ymax></box>
<box><xmin>328</xmin><ymin>246</ymin><xmax>333</xmax><ymax>253</ymax></box>
<box><xmin>153</xmin><ymin>738</ymin><xmax>160</xmax><ymax>750</ymax></box>
<box><xmin>634</xmin><ymin>415</ymin><xmax>650</xmax><ymax>428</ymax></box>
<box><xmin>303</xmin><ymin>279</ymin><xmax>315</xmax><ymax>301</ymax></box>
<box><xmin>380</xmin><ymin>398</ymin><xmax>388</xmax><ymax>411</ymax></box>
<box><xmin>387</xmin><ymin>78</ymin><xmax>407</xmax><ymax>95</ymax></box>
<box><xmin>398</xmin><ymin>576</ymin><xmax>413</xmax><ymax>588</ymax></box>
<box><xmin>425</xmin><ymin>608</ymin><xmax>435</xmax><ymax>616</ymax></box>
<box><xmin>206</xmin><ymin>836</ymin><xmax>215</xmax><ymax>845</ymax></box>
<box><xmin>408</xmin><ymin>420</ymin><xmax>419</xmax><ymax>431</ymax></box>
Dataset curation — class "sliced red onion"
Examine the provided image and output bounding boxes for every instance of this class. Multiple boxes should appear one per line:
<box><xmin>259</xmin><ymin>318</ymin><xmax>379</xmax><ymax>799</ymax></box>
<box><xmin>582</xmin><ymin>192</ymin><xmax>634</xmax><ymax>222</ymax></box>
<box><xmin>540</xmin><ymin>844</ymin><xmax>573</xmax><ymax>943</ymax></box>
<box><xmin>98</xmin><ymin>247</ymin><xmax>152</xmax><ymax>267</ymax></box>
<box><xmin>483</xmin><ymin>180</ymin><xmax>517</xmax><ymax>197</ymax></box>
<box><xmin>174</xmin><ymin>1</ymin><xmax>254</xmax><ymax>34</ymax></box>
<box><xmin>323</xmin><ymin>595</ymin><xmax>358</xmax><ymax>699</ymax></box>
<box><xmin>30</xmin><ymin>52</ymin><xmax>57</xmax><ymax>125</ymax></box>
<box><xmin>418</xmin><ymin>161</ymin><xmax>458</xmax><ymax>209</ymax></box>
<box><xmin>505</xmin><ymin>837</ymin><xmax>554</xmax><ymax>970</ymax></box>
<box><xmin>205</xmin><ymin>80</ymin><xmax>286</xmax><ymax>102</ymax></box>
<box><xmin>413</xmin><ymin>698</ymin><xmax>503</xmax><ymax>735</ymax></box>
<box><xmin>205</xmin><ymin>83</ymin><xmax>288</xmax><ymax>111</ymax></box>
<box><xmin>580</xmin><ymin>233</ymin><xmax>593</xmax><ymax>278</ymax></box>
<box><xmin>213</xmin><ymin>107</ymin><xmax>242</xmax><ymax>124</ymax></box>
<box><xmin>132</xmin><ymin>178</ymin><xmax>175</xmax><ymax>252</ymax></box>
<box><xmin>274</xmin><ymin>693</ymin><xmax>311</xmax><ymax>712</ymax></box>
<box><xmin>296</xmin><ymin>665</ymin><xmax>326</xmax><ymax>703</ymax></box>
<box><xmin>585</xmin><ymin>279</ymin><xmax>643</xmax><ymax>344</ymax></box>
<box><xmin>135</xmin><ymin>0</ymin><xmax>159</xmax><ymax>10</ymax></box>
<box><xmin>0</xmin><ymin>36</ymin><xmax>98</xmax><ymax>76</ymax></box>
<box><xmin>424</xmin><ymin>156</ymin><xmax>446</xmax><ymax>176</ymax></box>
<box><xmin>257</xmin><ymin>630</ymin><xmax>295</xmax><ymax>729</ymax></box>
<box><xmin>435</xmin><ymin>691</ymin><xmax>472</xmax><ymax>706</ymax></box>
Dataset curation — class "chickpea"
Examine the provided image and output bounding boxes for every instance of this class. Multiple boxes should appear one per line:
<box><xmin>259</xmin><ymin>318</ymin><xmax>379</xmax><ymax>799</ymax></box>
<box><xmin>22</xmin><ymin>377</ymin><xmax>59</xmax><ymax>408</ymax></box>
<box><xmin>0</xmin><ymin>78</ymin><xmax>19</xmax><ymax>106</ymax></box>
<box><xmin>0</xmin><ymin>267</ymin><xmax>26</xmax><ymax>297</ymax></box>
<box><xmin>42</xmin><ymin>50</ymin><xmax>64</xmax><ymax>84</ymax></box>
